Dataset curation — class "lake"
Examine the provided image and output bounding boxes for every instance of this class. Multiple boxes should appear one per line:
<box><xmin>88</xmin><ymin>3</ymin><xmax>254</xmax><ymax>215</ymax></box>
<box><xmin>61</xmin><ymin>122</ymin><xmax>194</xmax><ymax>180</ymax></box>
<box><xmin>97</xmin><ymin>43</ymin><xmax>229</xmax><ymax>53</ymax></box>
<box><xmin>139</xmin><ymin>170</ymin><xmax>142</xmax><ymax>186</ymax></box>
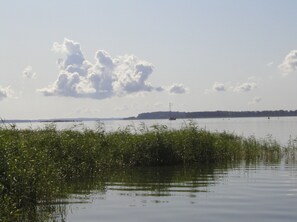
<box><xmin>5</xmin><ymin>117</ymin><xmax>297</xmax><ymax>221</ymax></box>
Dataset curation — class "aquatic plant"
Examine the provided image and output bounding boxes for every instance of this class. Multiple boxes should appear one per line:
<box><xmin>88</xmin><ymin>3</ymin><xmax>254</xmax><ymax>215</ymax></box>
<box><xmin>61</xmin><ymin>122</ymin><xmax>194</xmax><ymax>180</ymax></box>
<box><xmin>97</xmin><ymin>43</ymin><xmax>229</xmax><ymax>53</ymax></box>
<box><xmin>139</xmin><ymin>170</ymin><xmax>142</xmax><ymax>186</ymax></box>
<box><xmin>0</xmin><ymin>123</ymin><xmax>283</xmax><ymax>220</ymax></box>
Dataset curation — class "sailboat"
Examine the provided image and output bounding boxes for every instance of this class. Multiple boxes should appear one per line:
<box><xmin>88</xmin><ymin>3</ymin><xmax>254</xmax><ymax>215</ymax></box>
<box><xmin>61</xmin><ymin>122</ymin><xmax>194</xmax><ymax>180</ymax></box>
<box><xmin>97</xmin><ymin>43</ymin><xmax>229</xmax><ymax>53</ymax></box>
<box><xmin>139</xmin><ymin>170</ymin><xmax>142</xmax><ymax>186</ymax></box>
<box><xmin>169</xmin><ymin>103</ymin><xmax>176</xmax><ymax>120</ymax></box>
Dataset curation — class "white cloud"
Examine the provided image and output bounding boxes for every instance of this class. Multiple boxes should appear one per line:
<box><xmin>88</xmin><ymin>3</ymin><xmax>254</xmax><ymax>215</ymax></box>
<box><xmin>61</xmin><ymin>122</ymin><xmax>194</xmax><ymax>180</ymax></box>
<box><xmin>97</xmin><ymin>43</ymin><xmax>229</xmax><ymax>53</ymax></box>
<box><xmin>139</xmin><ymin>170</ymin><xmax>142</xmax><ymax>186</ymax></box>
<box><xmin>212</xmin><ymin>82</ymin><xmax>226</xmax><ymax>92</ymax></box>
<box><xmin>248</xmin><ymin>96</ymin><xmax>262</xmax><ymax>105</ymax></box>
<box><xmin>23</xmin><ymin>65</ymin><xmax>36</xmax><ymax>79</ymax></box>
<box><xmin>279</xmin><ymin>50</ymin><xmax>297</xmax><ymax>73</ymax></box>
<box><xmin>233</xmin><ymin>82</ymin><xmax>257</xmax><ymax>92</ymax></box>
<box><xmin>0</xmin><ymin>86</ymin><xmax>14</xmax><ymax>100</ymax></box>
<box><xmin>168</xmin><ymin>83</ymin><xmax>187</xmax><ymax>94</ymax></box>
<box><xmin>39</xmin><ymin>38</ymin><xmax>185</xmax><ymax>99</ymax></box>
<box><xmin>211</xmin><ymin>81</ymin><xmax>257</xmax><ymax>93</ymax></box>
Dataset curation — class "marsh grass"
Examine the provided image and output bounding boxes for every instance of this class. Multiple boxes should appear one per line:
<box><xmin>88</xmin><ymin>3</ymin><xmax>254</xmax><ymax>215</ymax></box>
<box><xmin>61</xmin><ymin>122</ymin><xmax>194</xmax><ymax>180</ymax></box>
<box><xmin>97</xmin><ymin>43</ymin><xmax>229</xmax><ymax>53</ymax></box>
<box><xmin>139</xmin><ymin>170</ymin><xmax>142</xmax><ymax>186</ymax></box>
<box><xmin>0</xmin><ymin>122</ymin><xmax>287</xmax><ymax>220</ymax></box>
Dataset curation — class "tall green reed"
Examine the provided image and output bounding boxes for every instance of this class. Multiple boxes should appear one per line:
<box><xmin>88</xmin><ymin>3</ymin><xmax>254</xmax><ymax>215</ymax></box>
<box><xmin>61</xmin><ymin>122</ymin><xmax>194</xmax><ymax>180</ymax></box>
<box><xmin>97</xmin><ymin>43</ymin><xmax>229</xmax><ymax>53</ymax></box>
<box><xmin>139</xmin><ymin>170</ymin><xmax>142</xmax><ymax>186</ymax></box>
<box><xmin>0</xmin><ymin>122</ymin><xmax>284</xmax><ymax>220</ymax></box>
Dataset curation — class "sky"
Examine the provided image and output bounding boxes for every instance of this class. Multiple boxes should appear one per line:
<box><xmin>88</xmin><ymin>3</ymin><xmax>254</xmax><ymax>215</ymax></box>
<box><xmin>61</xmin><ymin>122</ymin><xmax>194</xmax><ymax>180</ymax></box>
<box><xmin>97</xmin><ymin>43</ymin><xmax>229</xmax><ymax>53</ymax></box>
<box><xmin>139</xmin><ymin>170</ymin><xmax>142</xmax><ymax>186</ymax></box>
<box><xmin>1</xmin><ymin>0</ymin><xmax>297</xmax><ymax>119</ymax></box>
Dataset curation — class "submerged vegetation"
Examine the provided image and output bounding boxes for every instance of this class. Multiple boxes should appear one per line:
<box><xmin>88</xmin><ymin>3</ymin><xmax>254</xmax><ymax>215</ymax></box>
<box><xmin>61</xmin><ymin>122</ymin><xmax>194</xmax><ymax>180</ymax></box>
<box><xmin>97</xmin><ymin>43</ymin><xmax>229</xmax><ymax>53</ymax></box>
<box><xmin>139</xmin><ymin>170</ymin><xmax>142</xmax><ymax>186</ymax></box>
<box><xmin>0</xmin><ymin>122</ymin><xmax>290</xmax><ymax>221</ymax></box>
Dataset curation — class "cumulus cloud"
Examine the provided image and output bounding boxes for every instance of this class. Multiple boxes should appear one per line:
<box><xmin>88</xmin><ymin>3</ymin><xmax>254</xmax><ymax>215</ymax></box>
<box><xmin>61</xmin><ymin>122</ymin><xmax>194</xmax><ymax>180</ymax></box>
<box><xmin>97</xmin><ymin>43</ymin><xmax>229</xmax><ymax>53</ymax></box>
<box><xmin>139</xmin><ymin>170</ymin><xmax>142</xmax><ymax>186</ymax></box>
<box><xmin>211</xmin><ymin>81</ymin><xmax>257</xmax><ymax>93</ymax></box>
<box><xmin>0</xmin><ymin>86</ymin><xmax>14</xmax><ymax>100</ymax></box>
<box><xmin>23</xmin><ymin>65</ymin><xmax>36</xmax><ymax>79</ymax></box>
<box><xmin>233</xmin><ymin>82</ymin><xmax>257</xmax><ymax>92</ymax></box>
<box><xmin>168</xmin><ymin>83</ymin><xmax>187</xmax><ymax>94</ymax></box>
<box><xmin>39</xmin><ymin>38</ymin><xmax>185</xmax><ymax>99</ymax></box>
<box><xmin>212</xmin><ymin>82</ymin><xmax>226</xmax><ymax>92</ymax></box>
<box><xmin>279</xmin><ymin>50</ymin><xmax>297</xmax><ymax>73</ymax></box>
<box><xmin>248</xmin><ymin>96</ymin><xmax>262</xmax><ymax>105</ymax></box>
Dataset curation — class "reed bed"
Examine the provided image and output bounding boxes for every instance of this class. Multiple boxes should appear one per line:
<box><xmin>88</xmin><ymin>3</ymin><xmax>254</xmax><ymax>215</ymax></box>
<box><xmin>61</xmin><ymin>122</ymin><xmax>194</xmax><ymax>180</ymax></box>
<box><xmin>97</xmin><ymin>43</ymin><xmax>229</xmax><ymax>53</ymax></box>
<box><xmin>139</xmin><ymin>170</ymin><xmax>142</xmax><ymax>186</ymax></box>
<box><xmin>0</xmin><ymin>122</ymin><xmax>283</xmax><ymax>220</ymax></box>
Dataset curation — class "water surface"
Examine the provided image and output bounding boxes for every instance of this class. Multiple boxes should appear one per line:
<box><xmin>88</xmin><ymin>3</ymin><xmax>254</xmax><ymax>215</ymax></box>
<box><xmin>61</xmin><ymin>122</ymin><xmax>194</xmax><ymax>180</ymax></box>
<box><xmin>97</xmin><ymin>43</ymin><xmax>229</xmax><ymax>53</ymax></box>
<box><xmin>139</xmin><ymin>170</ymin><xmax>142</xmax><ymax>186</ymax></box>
<box><xmin>48</xmin><ymin>161</ymin><xmax>297</xmax><ymax>222</ymax></box>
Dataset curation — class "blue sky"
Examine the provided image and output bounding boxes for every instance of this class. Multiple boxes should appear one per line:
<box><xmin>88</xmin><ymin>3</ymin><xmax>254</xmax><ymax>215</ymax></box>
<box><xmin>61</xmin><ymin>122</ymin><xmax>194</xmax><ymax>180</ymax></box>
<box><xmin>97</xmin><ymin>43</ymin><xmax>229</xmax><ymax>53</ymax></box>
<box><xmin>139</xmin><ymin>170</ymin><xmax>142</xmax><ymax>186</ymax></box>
<box><xmin>1</xmin><ymin>0</ymin><xmax>297</xmax><ymax>119</ymax></box>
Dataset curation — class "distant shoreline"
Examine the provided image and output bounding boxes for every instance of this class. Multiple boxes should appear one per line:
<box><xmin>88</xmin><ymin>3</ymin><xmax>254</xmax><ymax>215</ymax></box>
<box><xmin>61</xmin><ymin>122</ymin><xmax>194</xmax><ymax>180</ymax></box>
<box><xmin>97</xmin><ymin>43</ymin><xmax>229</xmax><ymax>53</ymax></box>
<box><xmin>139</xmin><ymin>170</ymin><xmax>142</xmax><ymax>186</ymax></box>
<box><xmin>125</xmin><ymin>110</ymin><xmax>297</xmax><ymax>120</ymax></box>
<box><xmin>0</xmin><ymin>118</ymin><xmax>122</xmax><ymax>124</ymax></box>
<box><xmin>1</xmin><ymin>110</ymin><xmax>297</xmax><ymax>123</ymax></box>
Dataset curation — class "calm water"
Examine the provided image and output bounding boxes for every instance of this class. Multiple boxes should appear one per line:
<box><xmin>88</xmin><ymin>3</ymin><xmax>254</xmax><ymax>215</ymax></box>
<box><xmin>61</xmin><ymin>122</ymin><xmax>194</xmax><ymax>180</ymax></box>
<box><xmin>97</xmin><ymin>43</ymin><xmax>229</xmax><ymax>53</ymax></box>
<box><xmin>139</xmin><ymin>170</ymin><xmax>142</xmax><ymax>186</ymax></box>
<box><xmin>48</xmin><ymin>161</ymin><xmax>297</xmax><ymax>222</ymax></box>
<box><xmin>12</xmin><ymin>116</ymin><xmax>297</xmax><ymax>145</ymax></box>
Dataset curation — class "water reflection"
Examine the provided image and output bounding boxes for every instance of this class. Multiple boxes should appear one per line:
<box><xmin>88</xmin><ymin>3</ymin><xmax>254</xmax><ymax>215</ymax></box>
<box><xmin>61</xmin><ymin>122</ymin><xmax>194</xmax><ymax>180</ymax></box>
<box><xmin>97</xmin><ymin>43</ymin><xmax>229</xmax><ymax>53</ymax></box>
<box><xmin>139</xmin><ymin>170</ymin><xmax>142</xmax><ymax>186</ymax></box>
<box><xmin>103</xmin><ymin>166</ymin><xmax>223</xmax><ymax>196</ymax></box>
<box><xmin>39</xmin><ymin>164</ymin><xmax>233</xmax><ymax>221</ymax></box>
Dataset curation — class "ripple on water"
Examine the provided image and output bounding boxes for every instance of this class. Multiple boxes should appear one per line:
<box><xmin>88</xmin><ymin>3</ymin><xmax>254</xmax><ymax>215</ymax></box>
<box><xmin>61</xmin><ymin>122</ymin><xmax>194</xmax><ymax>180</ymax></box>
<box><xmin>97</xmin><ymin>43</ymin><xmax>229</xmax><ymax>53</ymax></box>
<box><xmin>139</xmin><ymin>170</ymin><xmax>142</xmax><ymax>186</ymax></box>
<box><xmin>54</xmin><ymin>162</ymin><xmax>297</xmax><ymax>222</ymax></box>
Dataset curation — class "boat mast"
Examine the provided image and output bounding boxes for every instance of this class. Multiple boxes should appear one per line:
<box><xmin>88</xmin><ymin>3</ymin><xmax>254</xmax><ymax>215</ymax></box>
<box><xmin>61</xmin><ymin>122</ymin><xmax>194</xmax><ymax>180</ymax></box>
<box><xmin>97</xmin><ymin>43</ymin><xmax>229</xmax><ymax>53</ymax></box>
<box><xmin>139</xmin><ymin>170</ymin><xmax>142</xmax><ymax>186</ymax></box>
<box><xmin>169</xmin><ymin>102</ymin><xmax>176</xmax><ymax>120</ymax></box>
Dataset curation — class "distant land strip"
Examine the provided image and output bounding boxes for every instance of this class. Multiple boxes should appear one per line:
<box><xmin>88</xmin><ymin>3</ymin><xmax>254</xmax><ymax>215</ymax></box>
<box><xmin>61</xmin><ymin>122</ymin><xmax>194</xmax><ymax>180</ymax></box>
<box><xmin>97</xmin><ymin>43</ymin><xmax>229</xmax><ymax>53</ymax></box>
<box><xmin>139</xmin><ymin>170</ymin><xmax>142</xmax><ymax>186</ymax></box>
<box><xmin>2</xmin><ymin>110</ymin><xmax>297</xmax><ymax>123</ymax></box>
<box><xmin>125</xmin><ymin>110</ymin><xmax>297</xmax><ymax>120</ymax></box>
<box><xmin>1</xmin><ymin>118</ymin><xmax>121</xmax><ymax>124</ymax></box>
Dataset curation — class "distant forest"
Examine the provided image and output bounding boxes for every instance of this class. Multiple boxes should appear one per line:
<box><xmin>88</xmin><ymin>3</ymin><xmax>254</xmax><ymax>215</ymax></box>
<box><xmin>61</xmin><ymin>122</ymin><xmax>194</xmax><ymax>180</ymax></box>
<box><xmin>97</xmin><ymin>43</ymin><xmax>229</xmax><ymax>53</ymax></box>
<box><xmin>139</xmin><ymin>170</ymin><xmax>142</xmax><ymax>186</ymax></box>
<box><xmin>127</xmin><ymin>110</ymin><xmax>297</xmax><ymax>120</ymax></box>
